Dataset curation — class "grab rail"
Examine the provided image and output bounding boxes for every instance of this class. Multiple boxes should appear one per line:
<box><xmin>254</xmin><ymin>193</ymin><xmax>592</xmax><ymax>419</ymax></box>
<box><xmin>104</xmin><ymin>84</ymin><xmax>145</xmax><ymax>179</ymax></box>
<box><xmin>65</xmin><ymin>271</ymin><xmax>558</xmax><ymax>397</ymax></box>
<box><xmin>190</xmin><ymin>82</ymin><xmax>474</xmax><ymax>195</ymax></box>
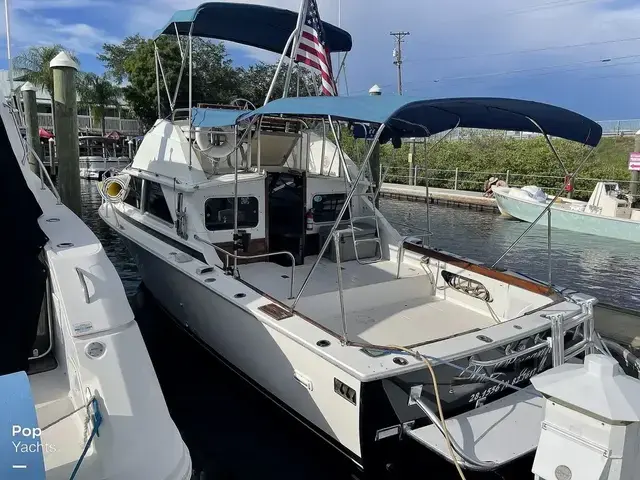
<box><xmin>75</xmin><ymin>268</ymin><xmax>91</xmax><ymax>304</ymax></box>
<box><xmin>193</xmin><ymin>234</ymin><xmax>296</xmax><ymax>300</ymax></box>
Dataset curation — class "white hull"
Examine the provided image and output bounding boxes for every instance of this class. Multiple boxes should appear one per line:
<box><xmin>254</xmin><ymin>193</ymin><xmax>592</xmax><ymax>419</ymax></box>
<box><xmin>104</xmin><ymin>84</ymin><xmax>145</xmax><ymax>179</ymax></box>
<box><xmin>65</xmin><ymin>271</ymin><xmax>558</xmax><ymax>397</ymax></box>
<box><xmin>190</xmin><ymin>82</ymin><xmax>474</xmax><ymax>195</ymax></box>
<box><xmin>118</xmin><ymin>232</ymin><xmax>365</xmax><ymax>463</ymax></box>
<box><xmin>493</xmin><ymin>186</ymin><xmax>640</xmax><ymax>242</ymax></box>
<box><xmin>2</xmin><ymin>101</ymin><xmax>191</xmax><ymax>478</ymax></box>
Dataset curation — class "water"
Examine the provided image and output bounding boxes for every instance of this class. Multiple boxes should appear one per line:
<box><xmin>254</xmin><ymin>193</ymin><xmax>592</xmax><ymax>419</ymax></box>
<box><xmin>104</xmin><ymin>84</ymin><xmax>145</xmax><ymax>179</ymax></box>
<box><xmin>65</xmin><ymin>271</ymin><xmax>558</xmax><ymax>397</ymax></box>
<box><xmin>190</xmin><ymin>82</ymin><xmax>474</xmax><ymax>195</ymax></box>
<box><xmin>381</xmin><ymin>199</ymin><xmax>640</xmax><ymax>310</ymax></box>
<box><xmin>79</xmin><ymin>180</ymin><xmax>640</xmax><ymax>478</ymax></box>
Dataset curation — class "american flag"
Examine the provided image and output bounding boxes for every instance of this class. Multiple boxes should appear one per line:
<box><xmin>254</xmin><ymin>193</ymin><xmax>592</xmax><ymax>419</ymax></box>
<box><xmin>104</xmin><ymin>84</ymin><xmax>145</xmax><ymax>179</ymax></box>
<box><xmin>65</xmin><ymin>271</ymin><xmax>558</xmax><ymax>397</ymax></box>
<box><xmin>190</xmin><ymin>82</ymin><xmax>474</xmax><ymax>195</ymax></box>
<box><xmin>294</xmin><ymin>0</ymin><xmax>337</xmax><ymax>96</ymax></box>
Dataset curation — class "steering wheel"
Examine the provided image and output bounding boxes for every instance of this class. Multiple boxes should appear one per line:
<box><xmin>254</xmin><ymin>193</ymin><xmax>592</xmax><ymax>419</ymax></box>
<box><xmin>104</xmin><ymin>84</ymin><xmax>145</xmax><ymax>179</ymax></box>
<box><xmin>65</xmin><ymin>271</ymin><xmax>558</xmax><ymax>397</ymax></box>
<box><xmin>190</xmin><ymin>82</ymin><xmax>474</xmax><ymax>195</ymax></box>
<box><xmin>230</xmin><ymin>98</ymin><xmax>256</xmax><ymax>110</ymax></box>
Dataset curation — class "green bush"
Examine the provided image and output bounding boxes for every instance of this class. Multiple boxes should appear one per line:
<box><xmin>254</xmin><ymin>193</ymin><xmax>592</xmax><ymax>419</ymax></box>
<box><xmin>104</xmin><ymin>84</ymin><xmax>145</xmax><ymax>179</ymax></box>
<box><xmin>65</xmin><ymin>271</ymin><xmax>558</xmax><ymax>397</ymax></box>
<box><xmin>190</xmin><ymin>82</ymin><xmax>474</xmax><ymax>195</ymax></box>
<box><xmin>341</xmin><ymin>131</ymin><xmax>635</xmax><ymax>200</ymax></box>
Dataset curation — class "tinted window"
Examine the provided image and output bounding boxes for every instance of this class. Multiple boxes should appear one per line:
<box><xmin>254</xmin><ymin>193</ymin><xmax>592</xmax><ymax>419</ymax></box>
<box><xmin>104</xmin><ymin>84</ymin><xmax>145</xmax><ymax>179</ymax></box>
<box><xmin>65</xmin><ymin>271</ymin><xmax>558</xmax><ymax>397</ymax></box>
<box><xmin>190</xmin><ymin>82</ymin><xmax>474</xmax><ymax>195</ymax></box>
<box><xmin>312</xmin><ymin>193</ymin><xmax>350</xmax><ymax>223</ymax></box>
<box><xmin>123</xmin><ymin>176</ymin><xmax>143</xmax><ymax>209</ymax></box>
<box><xmin>205</xmin><ymin>197</ymin><xmax>259</xmax><ymax>231</ymax></box>
<box><xmin>146</xmin><ymin>181</ymin><xmax>173</xmax><ymax>223</ymax></box>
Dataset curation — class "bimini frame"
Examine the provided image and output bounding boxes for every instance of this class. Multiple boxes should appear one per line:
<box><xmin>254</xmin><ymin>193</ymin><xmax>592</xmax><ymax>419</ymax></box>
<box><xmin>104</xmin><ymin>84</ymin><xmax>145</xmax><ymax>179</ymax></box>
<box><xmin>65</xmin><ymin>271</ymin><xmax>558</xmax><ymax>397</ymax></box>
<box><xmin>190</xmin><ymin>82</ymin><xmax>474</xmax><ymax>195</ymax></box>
<box><xmin>150</xmin><ymin>1</ymin><xmax>353</xmax><ymax>169</ymax></box>
<box><xmin>229</xmin><ymin>96</ymin><xmax>601</xmax><ymax>346</ymax></box>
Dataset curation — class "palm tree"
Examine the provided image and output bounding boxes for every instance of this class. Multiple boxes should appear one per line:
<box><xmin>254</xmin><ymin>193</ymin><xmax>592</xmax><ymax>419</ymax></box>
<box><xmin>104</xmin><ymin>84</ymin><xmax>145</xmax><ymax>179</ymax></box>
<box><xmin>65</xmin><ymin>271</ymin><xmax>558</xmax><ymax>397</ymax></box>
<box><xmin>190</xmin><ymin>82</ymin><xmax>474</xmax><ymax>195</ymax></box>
<box><xmin>13</xmin><ymin>45</ymin><xmax>79</xmax><ymax>132</ymax></box>
<box><xmin>77</xmin><ymin>73</ymin><xmax>122</xmax><ymax>136</ymax></box>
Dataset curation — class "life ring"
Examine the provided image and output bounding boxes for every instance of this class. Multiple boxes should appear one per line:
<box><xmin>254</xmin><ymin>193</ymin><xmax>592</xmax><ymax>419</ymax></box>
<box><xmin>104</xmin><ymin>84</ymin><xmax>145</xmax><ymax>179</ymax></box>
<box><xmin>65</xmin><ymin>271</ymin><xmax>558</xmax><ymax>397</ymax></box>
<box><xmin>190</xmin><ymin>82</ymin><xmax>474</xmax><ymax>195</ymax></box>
<box><xmin>99</xmin><ymin>174</ymin><xmax>130</xmax><ymax>203</ymax></box>
<box><xmin>195</xmin><ymin>127</ymin><xmax>236</xmax><ymax>159</ymax></box>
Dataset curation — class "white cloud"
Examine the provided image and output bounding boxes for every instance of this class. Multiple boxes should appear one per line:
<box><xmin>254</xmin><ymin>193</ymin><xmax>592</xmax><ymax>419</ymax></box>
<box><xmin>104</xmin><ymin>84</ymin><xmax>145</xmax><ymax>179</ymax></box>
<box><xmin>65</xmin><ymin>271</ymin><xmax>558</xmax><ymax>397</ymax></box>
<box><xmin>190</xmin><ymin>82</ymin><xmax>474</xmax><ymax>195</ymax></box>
<box><xmin>1</xmin><ymin>9</ymin><xmax>120</xmax><ymax>57</ymax></box>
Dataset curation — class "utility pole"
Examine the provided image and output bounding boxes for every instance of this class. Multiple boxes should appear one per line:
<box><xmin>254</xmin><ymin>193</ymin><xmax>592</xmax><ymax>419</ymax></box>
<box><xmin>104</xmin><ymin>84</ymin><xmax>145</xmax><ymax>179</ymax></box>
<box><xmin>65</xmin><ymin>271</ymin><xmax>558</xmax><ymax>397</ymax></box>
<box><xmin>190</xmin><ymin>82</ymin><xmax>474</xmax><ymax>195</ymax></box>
<box><xmin>390</xmin><ymin>31</ymin><xmax>409</xmax><ymax>95</ymax></box>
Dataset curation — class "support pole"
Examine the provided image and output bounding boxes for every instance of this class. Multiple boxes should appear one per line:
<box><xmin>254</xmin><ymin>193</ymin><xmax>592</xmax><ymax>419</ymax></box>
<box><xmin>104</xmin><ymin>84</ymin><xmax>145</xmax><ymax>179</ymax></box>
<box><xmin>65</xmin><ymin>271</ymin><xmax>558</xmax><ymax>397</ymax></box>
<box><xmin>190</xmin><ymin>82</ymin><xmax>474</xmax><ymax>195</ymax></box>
<box><xmin>21</xmin><ymin>82</ymin><xmax>42</xmax><ymax>176</ymax></box>
<box><xmin>408</xmin><ymin>138</ymin><xmax>415</xmax><ymax>186</ymax></box>
<box><xmin>50</xmin><ymin>52</ymin><xmax>81</xmax><ymax>216</ymax></box>
<box><xmin>369</xmin><ymin>85</ymin><xmax>382</xmax><ymax>207</ymax></box>
<box><xmin>632</xmin><ymin>130</ymin><xmax>640</xmax><ymax>196</ymax></box>
<box><xmin>127</xmin><ymin>139</ymin><xmax>134</xmax><ymax>160</ymax></box>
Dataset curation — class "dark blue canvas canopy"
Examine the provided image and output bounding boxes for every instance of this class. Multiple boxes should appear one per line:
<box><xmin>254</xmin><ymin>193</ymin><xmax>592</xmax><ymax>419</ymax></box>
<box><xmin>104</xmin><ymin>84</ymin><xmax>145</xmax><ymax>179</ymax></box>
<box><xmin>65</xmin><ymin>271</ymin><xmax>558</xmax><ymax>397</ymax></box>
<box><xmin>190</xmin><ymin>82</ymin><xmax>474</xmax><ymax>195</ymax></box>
<box><xmin>153</xmin><ymin>2</ymin><xmax>353</xmax><ymax>54</ymax></box>
<box><xmin>237</xmin><ymin>96</ymin><xmax>602</xmax><ymax>146</ymax></box>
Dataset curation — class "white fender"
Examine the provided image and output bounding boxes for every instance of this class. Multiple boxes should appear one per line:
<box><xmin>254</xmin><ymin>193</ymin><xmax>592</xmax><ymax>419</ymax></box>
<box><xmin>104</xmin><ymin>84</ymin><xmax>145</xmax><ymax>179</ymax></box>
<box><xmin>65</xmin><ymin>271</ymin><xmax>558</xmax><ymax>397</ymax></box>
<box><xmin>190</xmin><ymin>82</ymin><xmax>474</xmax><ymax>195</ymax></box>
<box><xmin>195</xmin><ymin>127</ymin><xmax>236</xmax><ymax>158</ymax></box>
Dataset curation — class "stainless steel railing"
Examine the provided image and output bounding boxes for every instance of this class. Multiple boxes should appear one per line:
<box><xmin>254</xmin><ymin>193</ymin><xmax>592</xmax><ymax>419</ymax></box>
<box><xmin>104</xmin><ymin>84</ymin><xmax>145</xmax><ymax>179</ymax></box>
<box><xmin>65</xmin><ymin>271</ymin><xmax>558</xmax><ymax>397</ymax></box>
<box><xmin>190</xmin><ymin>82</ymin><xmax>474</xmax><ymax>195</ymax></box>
<box><xmin>193</xmin><ymin>234</ymin><xmax>296</xmax><ymax>300</ymax></box>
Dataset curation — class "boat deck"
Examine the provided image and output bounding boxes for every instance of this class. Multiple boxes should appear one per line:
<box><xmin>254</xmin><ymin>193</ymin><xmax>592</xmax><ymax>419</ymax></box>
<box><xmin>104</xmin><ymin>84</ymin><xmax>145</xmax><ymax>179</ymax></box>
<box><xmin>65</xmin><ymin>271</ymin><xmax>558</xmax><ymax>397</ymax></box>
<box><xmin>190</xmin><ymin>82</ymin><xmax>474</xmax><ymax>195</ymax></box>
<box><xmin>240</xmin><ymin>256</ymin><xmax>496</xmax><ymax>346</ymax></box>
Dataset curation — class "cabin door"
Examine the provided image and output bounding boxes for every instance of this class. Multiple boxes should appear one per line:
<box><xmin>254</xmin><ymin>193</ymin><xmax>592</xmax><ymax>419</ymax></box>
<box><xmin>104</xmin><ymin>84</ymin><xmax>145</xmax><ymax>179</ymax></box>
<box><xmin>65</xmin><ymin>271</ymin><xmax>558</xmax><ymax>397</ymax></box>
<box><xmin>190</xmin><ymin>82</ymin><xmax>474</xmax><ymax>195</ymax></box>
<box><xmin>266</xmin><ymin>170</ymin><xmax>306</xmax><ymax>266</ymax></box>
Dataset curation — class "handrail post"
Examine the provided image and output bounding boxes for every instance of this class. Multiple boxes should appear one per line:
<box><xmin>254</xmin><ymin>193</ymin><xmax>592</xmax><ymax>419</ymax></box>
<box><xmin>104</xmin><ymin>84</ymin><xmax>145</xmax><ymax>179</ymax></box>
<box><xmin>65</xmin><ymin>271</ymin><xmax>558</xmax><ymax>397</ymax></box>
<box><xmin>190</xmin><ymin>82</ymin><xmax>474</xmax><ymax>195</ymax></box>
<box><xmin>453</xmin><ymin>167</ymin><xmax>458</xmax><ymax>190</ymax></box>
<box><xmin>549</xmin><ymin>313</ymin><xmax>565</xmax><ymax>367</ymax></box>
<box><xmin>290</xmin><ymin>122</ymin><xmax>386</xmax><ymax>311</ymax></box>
<box><xmin>333</xmin><ymin>232</ymin><xmax>348</xmax><ymax>345</ymax></box>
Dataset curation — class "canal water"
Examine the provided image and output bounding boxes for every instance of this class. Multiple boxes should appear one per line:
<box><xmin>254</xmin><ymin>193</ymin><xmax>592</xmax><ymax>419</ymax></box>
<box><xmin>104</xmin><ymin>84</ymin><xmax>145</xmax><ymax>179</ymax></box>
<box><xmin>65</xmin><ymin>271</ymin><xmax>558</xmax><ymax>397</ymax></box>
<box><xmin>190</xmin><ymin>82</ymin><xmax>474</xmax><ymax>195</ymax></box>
<box><xmin>81</xmin><ymin>180</ymin><xmax>640</xmax><ymax>479</ymax></box>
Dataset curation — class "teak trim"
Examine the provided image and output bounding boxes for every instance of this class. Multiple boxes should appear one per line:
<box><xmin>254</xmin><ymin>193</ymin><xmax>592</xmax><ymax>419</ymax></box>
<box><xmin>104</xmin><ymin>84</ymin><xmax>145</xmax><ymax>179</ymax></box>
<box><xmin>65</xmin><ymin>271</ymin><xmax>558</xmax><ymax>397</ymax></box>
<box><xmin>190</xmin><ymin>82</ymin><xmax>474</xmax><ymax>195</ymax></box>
<box><xmin>403</xmin><ymin>241</ymin><xmax>558</xmax><ymax>298</ymax></box>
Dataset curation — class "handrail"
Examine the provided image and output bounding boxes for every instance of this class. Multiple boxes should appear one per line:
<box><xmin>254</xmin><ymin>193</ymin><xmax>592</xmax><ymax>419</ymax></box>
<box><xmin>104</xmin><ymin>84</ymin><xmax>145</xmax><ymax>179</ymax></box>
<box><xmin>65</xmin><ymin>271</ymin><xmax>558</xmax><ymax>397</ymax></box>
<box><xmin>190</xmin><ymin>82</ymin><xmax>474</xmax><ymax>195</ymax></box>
<box><xmin>193</xmin><ymin>234</ymin><xmax>296</xmax><ymax>300</ymax></box>
<box><xmin>75</xmin><ymin>268</ymin><xmax>91</xmax><ymax>304</ymax></box>
<box><xmin>18</xmin><ymin>134</ymin><xmax>63</xmax><ymax>204</ymax></box>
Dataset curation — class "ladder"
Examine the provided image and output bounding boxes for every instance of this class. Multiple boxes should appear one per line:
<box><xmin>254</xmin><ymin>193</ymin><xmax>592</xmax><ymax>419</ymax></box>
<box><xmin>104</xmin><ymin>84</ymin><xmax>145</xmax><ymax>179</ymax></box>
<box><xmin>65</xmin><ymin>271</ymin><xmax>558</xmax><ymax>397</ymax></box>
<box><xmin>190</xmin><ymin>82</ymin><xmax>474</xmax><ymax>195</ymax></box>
<box><xmin>343</xmin><ymin>157</ymin><xmax>383</xmax><ymax>265</ymax></box>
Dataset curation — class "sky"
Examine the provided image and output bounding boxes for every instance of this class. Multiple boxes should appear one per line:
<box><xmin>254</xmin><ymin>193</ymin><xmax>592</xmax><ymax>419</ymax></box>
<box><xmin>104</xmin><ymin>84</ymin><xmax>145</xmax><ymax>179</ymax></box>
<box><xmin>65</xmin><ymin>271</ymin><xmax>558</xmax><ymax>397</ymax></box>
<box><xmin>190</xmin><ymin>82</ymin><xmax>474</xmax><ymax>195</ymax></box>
<box><xmin>2</xmin><ymin>0</ymin><xmax>640</xmax><ymax>120</ymax></box>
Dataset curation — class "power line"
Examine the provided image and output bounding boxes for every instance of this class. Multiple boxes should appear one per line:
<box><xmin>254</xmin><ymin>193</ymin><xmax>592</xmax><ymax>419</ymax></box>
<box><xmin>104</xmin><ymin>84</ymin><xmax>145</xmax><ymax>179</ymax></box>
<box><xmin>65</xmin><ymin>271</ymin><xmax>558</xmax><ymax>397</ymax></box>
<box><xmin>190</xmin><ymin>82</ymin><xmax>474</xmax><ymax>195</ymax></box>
<box><xmin>351</xmin><ymin>55</ymin><xmax>640</xmax><ymax>95</ymax></box>
<box><xmin>407</xmin><ymin>0</ymin><xmax>601</xmax><ymax>48</ymax></box>
<box><xmin>405</xmin><ymin>36</ymin><xmax>640</xmax><ymax>64</ymax></box>
<box><xmin>390</xmin><ymin>31</ymin><xmax>409</xmax><ymax>95</ymax></box>
<box><xmin>407</xmin><ymin>54</ymin><xmax>640</xmax><ymax>86</ymax></box>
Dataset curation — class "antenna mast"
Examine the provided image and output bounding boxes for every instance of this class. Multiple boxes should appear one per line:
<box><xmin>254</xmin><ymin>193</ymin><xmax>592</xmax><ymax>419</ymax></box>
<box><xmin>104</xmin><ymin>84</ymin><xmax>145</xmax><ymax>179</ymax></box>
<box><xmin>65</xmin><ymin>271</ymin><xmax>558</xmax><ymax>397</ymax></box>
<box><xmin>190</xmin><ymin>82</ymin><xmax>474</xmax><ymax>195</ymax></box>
<box><xmin>4</xmin><ymin>0</ymin><xmax>13</xmax><ymax>94</ymax></box>
<box><xmin>390</xmin><ymin>31</ymin><xmax>409</xmax><ymax>95</ymax></box>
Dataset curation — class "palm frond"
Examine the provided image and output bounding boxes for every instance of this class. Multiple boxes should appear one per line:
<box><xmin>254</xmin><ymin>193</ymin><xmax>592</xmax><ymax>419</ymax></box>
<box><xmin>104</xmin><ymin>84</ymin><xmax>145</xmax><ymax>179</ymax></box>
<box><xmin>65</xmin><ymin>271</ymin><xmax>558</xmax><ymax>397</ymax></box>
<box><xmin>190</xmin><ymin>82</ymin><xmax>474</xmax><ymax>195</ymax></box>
<box><xmin>13</xmin><ymin>45</ymin><xmax>79</xmax><ymax>95</ymax></box>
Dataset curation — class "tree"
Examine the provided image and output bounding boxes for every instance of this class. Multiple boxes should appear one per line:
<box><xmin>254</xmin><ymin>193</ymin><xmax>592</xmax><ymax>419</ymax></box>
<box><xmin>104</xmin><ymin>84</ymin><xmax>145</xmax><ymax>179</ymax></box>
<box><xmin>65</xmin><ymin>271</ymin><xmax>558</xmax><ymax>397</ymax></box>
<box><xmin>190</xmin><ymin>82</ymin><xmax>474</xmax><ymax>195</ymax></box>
<box><xmin>237</xmin><ymin>62</ymin><xmax>318</xmax><ymax>107</ymax></box>
<box><xmin>77</xmin><ymin>73</ymin><xmax>122</xmax><ymax>135</ymax></box>
<box><xmin>13</xmin><ymin>45</ymin><xmax>79</xmax><ymax>132</ymax></box>
<box><xmin>99</xmin><ymin>35</ymin><xmax>242</xmax><ymax>128</ymax></box>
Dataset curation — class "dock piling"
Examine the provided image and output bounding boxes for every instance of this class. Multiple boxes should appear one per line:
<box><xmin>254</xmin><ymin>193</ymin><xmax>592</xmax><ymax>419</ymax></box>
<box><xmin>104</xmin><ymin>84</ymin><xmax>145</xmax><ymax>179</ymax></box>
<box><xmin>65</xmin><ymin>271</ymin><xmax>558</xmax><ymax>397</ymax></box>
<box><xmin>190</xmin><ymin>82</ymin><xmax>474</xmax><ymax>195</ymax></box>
<box><xmin>50</xmin><ymin>51</ymin><xmax>81</xmax><ymax>216</ymax></box>
<box><xmin>20</xmin><ymin>82</ymin><xmax>42</xmax><ymax>176</ymax></box>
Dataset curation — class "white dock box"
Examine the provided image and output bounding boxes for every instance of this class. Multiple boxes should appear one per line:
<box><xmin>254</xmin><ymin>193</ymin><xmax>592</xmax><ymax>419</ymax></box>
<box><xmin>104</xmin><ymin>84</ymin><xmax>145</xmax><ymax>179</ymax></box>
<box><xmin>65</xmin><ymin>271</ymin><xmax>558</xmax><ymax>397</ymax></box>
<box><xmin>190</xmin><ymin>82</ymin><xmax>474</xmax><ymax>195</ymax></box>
<box><xmin>531</xmin><ymin>354</ymin><xmax>640</xmax><ymax>480</ymax></box>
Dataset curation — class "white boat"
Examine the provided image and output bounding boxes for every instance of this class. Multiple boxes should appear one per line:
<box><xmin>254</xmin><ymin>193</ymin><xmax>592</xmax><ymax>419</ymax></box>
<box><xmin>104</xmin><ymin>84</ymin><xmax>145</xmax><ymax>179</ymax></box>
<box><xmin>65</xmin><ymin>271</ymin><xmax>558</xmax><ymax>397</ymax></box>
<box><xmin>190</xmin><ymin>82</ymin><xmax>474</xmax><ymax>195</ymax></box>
<box><xmin>2</xmin><ymin>92</ymin><xmax>192</xmax><ymax>478</ymax></box>
<box><xmin>79</xmin><ymin>135</ymin><xmax>130</xmax><ymax>180</ymax></box>
<box><xmin>97</xmin><ymin>2</ymin><xmax>636</xmax><ymax>476</ymax></box>
<box><xmin>493</xmin><ymin>182</ymin><xmax>640</xmax><ymax>241</ymax></box>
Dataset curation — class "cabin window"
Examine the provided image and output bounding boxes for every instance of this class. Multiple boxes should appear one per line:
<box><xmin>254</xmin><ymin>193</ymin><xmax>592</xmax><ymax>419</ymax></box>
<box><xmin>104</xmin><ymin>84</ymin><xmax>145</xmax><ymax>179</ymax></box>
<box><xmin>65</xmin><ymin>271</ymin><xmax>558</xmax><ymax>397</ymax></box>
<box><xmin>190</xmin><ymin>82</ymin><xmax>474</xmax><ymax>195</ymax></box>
<box><xmin>123</xmin><ymin>176</ymin><xmax>143</xmax><ymax>209</ymax></box>
<box><xmin>145</xmin><ymin>181</ymin><xmax>173</xmax><ymax>223</ymax></box>
<box><xmin>204</xmin><ymin>197</ymin><xmax>259</xmax><ymax>231</ymax></box>
<box><xmin>311</xmin><ymin>193</ymin><xmax>350</xmax><ymax>223</ymax></box>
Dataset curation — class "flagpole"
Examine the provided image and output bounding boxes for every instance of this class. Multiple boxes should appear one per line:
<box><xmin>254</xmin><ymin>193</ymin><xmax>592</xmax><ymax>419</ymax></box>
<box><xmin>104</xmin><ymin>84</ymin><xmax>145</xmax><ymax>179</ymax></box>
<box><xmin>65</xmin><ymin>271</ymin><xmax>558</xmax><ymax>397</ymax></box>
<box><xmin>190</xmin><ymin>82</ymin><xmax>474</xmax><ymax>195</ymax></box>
<box><xmin>282</xmin><ymin>0</ymin><xmax>307</xmax><ymax>98</ymax></box>
<box><xmin>4</xmin><ymin>0</ymin><xmax>13</xmax><ymax>94</ymax></box>
<box><xmin>337</xmin><ymin>0</ymin><xmax>341</xmax><ymax>95</ymax></box>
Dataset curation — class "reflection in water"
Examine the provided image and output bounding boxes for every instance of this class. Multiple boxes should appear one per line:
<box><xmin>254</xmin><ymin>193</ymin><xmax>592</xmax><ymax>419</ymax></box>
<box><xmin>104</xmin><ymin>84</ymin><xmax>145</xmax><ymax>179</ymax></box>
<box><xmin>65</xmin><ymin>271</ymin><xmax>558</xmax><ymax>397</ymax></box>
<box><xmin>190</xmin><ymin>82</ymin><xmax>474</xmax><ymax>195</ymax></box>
<box><xmin>79</xmin><ymin>180</ymin><xmax>638</xmax><ymax>479</ymax></box>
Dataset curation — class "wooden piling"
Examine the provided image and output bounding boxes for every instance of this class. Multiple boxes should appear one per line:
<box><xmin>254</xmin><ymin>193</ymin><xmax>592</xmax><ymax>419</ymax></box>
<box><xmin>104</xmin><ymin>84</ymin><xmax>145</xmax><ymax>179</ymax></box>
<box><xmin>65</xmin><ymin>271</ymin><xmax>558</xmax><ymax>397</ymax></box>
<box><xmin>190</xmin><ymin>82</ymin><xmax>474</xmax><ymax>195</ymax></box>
<box><xmin>50</xmin><ymin>51</ymin><xmax>81</xmax><ymax>216</ymax></box>
<box><xmin>20</xmin><ymin>82</ymin><xmax>42</xmax><ymax>176</ymax></box>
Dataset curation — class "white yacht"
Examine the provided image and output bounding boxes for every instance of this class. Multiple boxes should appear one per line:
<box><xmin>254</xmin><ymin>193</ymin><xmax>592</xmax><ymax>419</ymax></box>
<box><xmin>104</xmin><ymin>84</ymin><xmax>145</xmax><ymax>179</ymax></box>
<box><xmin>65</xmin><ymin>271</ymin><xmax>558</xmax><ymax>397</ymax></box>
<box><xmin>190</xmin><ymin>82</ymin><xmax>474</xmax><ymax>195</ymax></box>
<box><xmin>98</xmin><ymin>1</ymin><xmax>634</xmax><ymax>477</ymax></box>
<box><xmin>1</xmin><ymin>91</ymin><xmax>192</xmax><ymax>478</ymax></box>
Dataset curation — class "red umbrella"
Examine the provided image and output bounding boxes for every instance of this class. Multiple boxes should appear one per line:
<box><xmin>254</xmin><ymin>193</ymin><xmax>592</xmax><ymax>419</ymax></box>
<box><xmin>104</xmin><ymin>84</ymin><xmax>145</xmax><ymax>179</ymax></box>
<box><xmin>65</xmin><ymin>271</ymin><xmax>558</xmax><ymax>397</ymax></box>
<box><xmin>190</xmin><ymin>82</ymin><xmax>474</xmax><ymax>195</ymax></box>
<box><xmin>39</xmin><ymin>128</ymin><xmax>53</xmax><ymax>139</ymax></box>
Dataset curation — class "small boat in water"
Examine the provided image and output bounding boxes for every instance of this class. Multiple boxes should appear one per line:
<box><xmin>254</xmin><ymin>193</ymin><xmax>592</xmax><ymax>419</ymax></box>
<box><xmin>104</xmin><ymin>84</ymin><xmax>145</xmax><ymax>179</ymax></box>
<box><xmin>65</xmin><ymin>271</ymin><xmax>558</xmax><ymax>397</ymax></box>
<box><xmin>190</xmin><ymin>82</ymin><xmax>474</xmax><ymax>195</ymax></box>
<box><xmin>493</xmin><ymin>182</ymin><xmax>640</xmax><ymax>241</ymax></box>
<box><xmin>2</xmin><ymin>91</ymin><xmax>192</xmax><ymax>478</ymax></box>
<box><xmin>79</xmin><ymin>135</ymin><xmax>130</xmax><ymax>180</ymax></box>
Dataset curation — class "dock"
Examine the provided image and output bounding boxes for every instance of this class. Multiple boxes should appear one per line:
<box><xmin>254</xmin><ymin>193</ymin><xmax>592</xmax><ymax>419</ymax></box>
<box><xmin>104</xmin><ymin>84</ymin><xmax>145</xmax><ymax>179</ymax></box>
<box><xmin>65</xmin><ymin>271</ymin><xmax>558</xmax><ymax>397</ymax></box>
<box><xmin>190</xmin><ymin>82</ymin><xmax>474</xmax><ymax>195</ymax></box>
<box><xmin>380</xmin><ymin>183</ymin><xmax>499</xmax><ymax>212</ymax></box>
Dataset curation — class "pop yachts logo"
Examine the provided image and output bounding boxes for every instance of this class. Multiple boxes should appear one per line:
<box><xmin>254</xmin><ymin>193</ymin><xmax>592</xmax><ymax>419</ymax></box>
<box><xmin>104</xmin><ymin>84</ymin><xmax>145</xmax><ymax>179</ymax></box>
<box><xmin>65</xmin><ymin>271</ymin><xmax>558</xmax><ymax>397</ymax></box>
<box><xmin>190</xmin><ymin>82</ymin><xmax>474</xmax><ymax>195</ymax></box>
<box><xmin>11</xmin><ymin>425</ymin><xmax>57</xmax><ymax>453</ymax></box>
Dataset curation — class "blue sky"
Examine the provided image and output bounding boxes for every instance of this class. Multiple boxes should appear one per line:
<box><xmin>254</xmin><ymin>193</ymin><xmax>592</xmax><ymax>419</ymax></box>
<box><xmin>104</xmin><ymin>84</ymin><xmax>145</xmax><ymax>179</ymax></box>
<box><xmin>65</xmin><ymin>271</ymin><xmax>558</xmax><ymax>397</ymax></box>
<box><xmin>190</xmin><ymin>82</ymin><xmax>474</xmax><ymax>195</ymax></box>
<box><xmin>2</xmin><ymin>0</ymin><xmax>640</xmax><ymax>120</ymax></box>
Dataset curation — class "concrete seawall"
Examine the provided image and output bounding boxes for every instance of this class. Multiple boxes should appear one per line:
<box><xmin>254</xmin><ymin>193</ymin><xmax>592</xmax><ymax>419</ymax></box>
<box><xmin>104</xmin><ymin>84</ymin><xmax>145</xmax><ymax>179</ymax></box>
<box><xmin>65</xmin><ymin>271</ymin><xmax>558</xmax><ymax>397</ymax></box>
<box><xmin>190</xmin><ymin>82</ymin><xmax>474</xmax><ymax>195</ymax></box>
<box><xmin>380</xmin><ymin>183</ymin><xmax>499</xmax><ymax>212</ymax></box>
